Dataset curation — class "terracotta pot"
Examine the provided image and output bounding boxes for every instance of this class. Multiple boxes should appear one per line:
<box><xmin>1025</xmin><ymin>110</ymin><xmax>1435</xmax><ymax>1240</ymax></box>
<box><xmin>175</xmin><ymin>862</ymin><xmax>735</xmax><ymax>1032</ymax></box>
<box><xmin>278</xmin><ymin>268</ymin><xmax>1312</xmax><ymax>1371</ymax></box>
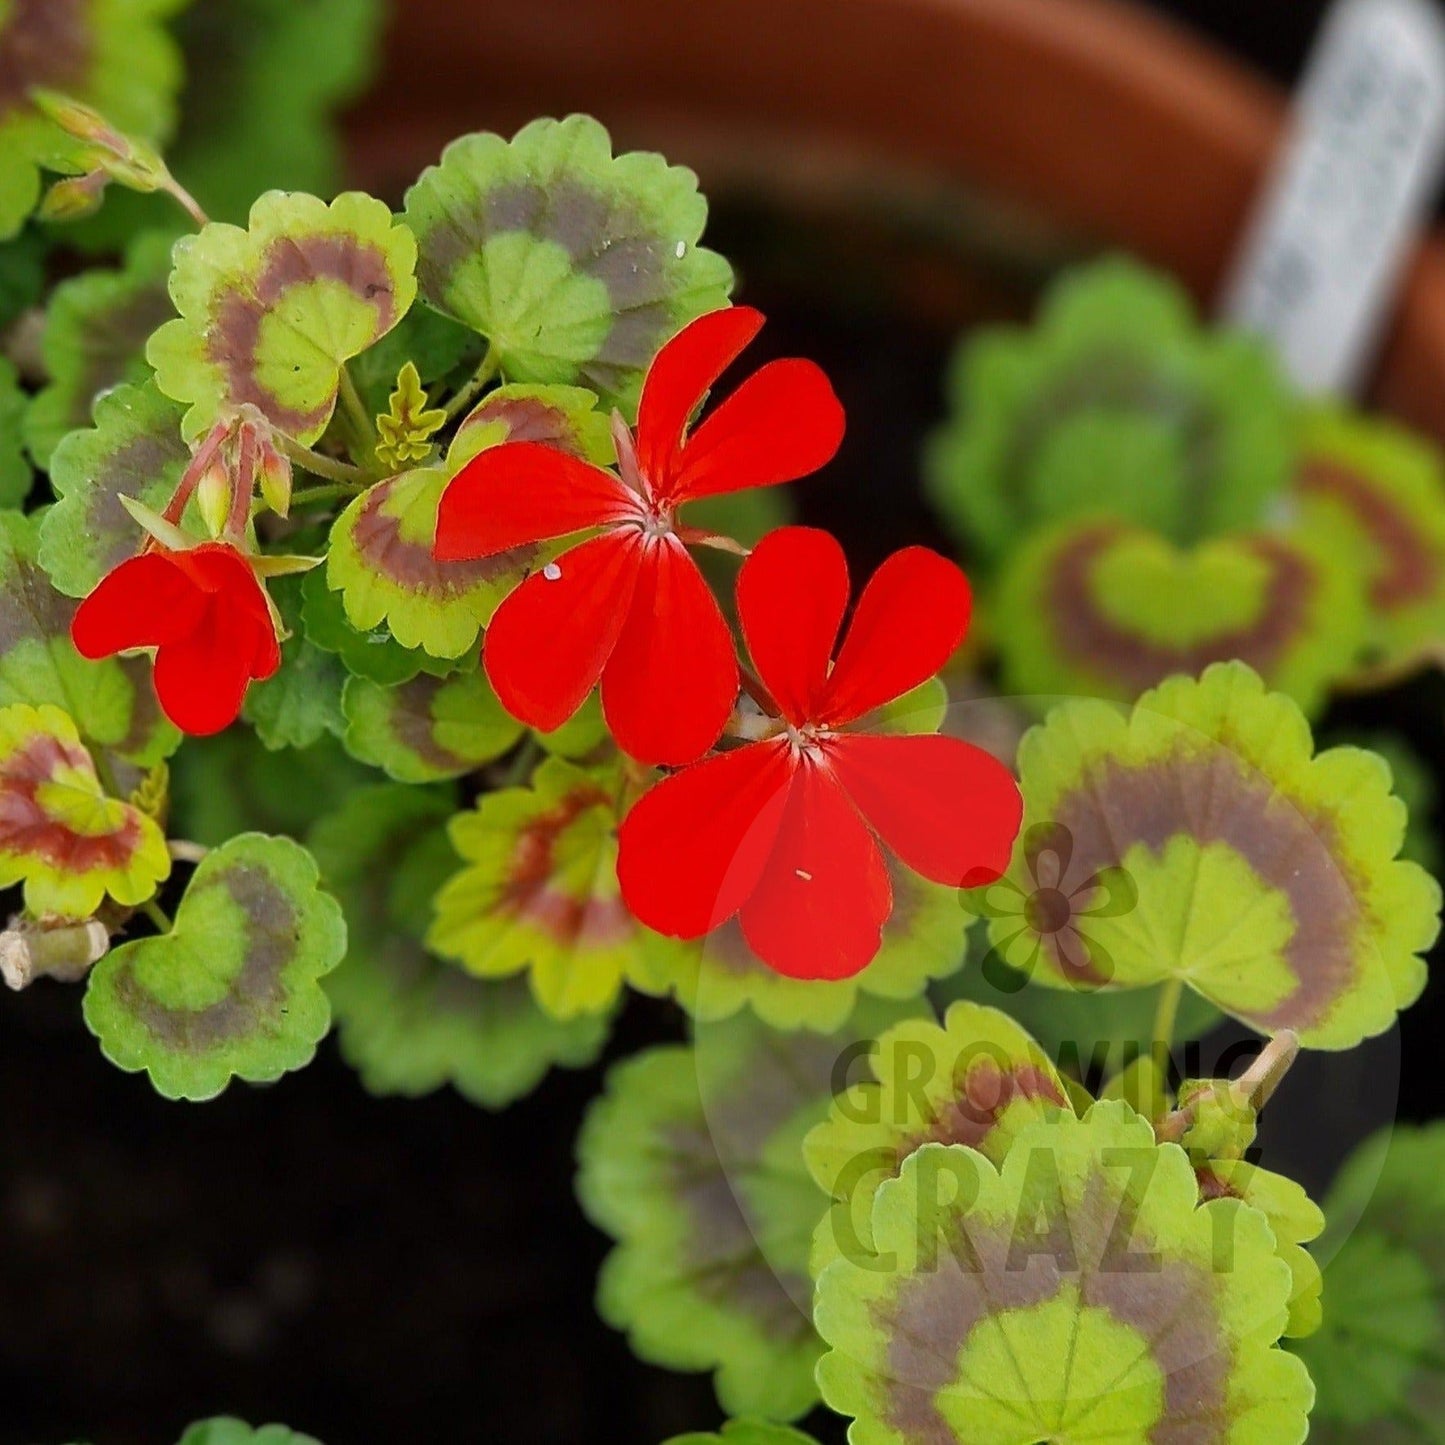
<box><xmin>344</xmin><ymin>0</ymin><xmax>1445</xmax><ymax>439</ymax></box>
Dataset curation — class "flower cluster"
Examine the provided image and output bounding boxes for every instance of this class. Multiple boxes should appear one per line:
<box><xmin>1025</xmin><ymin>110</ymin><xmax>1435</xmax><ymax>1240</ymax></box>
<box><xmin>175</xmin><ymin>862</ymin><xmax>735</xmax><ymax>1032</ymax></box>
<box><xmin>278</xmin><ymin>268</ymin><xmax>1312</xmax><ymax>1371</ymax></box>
<box><xmin>72</xmin><ymin>306</ymin><xmax>1023</xmax><ymax>977</ymax></box>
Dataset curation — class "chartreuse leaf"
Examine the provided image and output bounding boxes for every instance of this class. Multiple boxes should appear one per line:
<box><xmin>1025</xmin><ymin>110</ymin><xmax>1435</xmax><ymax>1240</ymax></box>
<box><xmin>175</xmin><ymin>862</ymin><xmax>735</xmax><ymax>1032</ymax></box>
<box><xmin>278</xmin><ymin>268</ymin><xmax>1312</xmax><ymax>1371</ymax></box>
<box><xmin>925</xmin><ymin>256</ymin><xmax>1294</xmax><ymax>567</ymax></box>
<box><xmin>176</xmin><ymin>1422</ymin><xmax>320</xmax><ymax>1445</ymax></box>
<box><xmin>577</xmin><ymin>1002</ymin><xmax>914</xmax><ymax>1421</ymax></box>
<box><xmin>0</xmin><ymin>360</ymin><xmax>30</xmax><ymax>508</ymax></box>
<box><xmin>992</xmin><ymin>516</ymin><xmax>1368</xmax><ymax>716</ymax></box>
<box><xmin>815</xmin><ymin>1102</ymin><xmax>1313</xmax><ymax>1443</ymax></box>
<box><xmin>1329</xmin><ymin>729</ymin><xmax>1441</xmax><ymax>873</ymax></box>
<box><xmin>0</xmin><ymin>509</ymin><xmax>178</xmax><ymax>765</ymax></box>
<box><xmin>25</xmin><ymin>230</ymin><xmax>175</xmax><ymax>464</ymax></box>
<box><xmin>427</xmin><ymin>756</ymin><xmax>653</xmax><ymax>1019</ymax></box>
<box><xmin>1296</xmin><ymin>1123</ymin><xmax>1445</xmax><ymax>1441</ymax></box>
<box><xmin>534</xmin><ymin>691</ymin><xmax>610</xmax><ymax>760</ymax></box>
<box><xmin>147</xmin><ymin>191</ymin><xmax>417</xmax><ymax>444</ymax></box>
<box><xmin>979</xmin><ymin>661</ymin><xmax>1439</xmax><ymax>1049</ymax></box>
<box><xmin>41</xmin><ymin>380</ymin><xmax>192</xmax><ymax>597</ymax></box>
<box><xmin>299</xmin><ymin>566</ymin><xmax>456</xmax><ymax>686</ymax></box>
<box><xmin>0</xmin><ymin>0</ymin><xmax>186</xmax><ymax>239</ymax></box>
<box><xmin>326</xmin><ymin>382</ymin><xmax>612</xmax><ymax>658</ymax></box>
<box><xmin>804</xmin><ymin>1001</ymin><xmax>1070</xmax><ymax>1273</ymax></box>
<box><xmin>340</xmin><ymin>669</ymin><xmax>521</xmax><ymax>783</ymax></box>
<box><xmin>403</xmin><ymin>114</ymin><xmax>734</xmax><ymax>413</ymax></box>
<box><xmin>0</xmin><ymin>702</ymin><xmax>169</xmax><ymax>917</ymax></box>
<box><xmin>1292</xmin><ymin>406</ymin><xmax>1445</xmax><ymax>676</ymax></box>
<box><xmin>664</xmin><ymin>1426</ymin><xmax>820</xmax><ymax>1445</ymax></box>
<box><xmin>635</xmin><ymin>865</ymin><xmax>963</xmax><ymax>1033</ymax></box>
<box><xmin>83</xmin><ymin>834</ymin><xmax>347</xmax><ymax>1100</ymax></box>
<box><xmin>311</xmin><ymin>784</ymin><xmax>608</xmax><ymax>1107</ymax></box>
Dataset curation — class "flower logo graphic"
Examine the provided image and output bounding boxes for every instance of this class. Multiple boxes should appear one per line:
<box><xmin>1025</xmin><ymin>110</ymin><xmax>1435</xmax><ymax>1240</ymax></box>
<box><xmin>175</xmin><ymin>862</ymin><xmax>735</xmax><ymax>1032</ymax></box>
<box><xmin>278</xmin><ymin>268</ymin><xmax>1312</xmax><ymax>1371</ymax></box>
<box><xmin>964</xmin><ymin>821</ymin><xmax>1138</xmax><ymax>990</ymax></box>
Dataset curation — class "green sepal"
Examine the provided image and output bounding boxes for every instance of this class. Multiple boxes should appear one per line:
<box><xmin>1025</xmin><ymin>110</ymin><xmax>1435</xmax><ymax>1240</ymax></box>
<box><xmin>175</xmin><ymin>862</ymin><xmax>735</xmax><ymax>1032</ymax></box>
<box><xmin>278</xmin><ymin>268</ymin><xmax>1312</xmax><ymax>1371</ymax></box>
<box><xmin>403</xmin><ymin>114</ymin><xmax>734</xmax><ymax>414</ymax></box>
<box><xmin>83</xmin><ymin>833</ymin><xmax>347</xmax><ymax>1100</ymax></box>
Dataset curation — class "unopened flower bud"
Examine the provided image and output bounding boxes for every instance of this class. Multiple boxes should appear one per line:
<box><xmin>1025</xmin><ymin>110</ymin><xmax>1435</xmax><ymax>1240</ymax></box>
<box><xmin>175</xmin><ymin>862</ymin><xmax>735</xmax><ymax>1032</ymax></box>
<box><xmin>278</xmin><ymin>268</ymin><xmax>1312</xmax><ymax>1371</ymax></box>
<box><xmin>196</xmin><ymin>458</ymin><xmax>233</xmax><ymax>539</ymax></box>
<box><xmin>257</xmin><ymin>435</ymin><xmax>294</xmax><ymax>517</ymax></box>
<box><xmin>38</xmin><ymin>169</ymin><xmax>108</xmax><ymax>223</ymax></box>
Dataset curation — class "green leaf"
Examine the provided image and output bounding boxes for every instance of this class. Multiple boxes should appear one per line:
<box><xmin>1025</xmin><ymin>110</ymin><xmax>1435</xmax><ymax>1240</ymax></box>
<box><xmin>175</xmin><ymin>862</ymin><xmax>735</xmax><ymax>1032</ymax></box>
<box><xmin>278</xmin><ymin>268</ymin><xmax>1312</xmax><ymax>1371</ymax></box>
<box><xmin>340</xmin><ymin>669</ymin><xmax>522</xmax><ymax>783</ymax></box>
<box><xmin>1293</xmin><ymin>406</ymin><xmax>1445</xmax><ymax>678</ymax></box>
<box><xmin>166</xmin><ymin>0</ymin><xmax>383</xmax><ymax>225</ymax></box>
<box><xmin>168</xmin><ymin>730</ymin><xmax>372</xmax><ymax>849</ymax></box>
<box><xmin>634</xmin><ymin>864</ymin><xmax>966</xmax><ymax>1033</ymax></box>
<box><xmin>147</xmin><ymin>190</ymin><xmax>417</xmax><ymax>444</ymax></box>
<box><xmin>976</xmin><ymin>661</ymin><xmax>1440</xmax><ymax>1049</ymax></box>
<box><xmin>0</xmin><ymin>509</ymin><xmax>178</xmax><ymax>765</ymax></box>
<box><xmin>577</xmin><ymin>1002</ymin><xmax>915</xmax><ymax>1421</ymax></box>
<box><xmin>41</xmin><ymin>379</ymin><xmax>193</xmax><ymax>597</ymax></box>
<box><xmin>939</xmin><ymin>930</ymin><xmax>1222</xmax><ymax>1078</ymax></box>
<box><xmin>0</xmin><ymin>701</ymin><xmax>169</xmax><ymax>917</ymax></box>
<box><xmin>298</xmin><ymin>566</ymin><xmax>455</xmax><ymax>686</ymax></box>
<box><xmin>24</xmin><ymin>229</ymin><xmax>175</xmax><ymax>464</ymax></box>
<box><xmin>84</xmin><ymin>833</ymin><xmax>347</xmax><ymax>1100</ymax></box>
<box><xmin>241</xmin><ymin>575</ymin><xmax>346</xmax><ymax>751</ymax></box>
<box><xmin>991</xmin><ymin>516</ymin><xmax>1368</xmax><ymax>716</ymax></box>
<box><xmin>427</xmin><ymin>755</ymin><xmax>650</xmax><ymax>1019</ymax></box>
<box><xmin>664</xmin><ymin>1425</ymin><xmax>821</xmax><ymax>1445</ymax></box>
<box><xmin>345</xmin><ymin>300</ymin><xmax>481</xmax><ymax>417</ymax></box>
<box><xmin>1296</xmin><ymin>1123</ymin><xmax>1445</xmax><ymax>1441</ymax></box>
<box><xmin>1328</xmin><ymin>729</ymin><xmax>1441</xmax><ymax>874</ymax></box>
<box><xmin>325</xmin><ymin>382</ymin><xmax>613</xmax><ymax>658</ymax></box>
<box><xmin>0</xmin><ymin>0</ymin><xmax>186</xmax><ymax>240</ymax></box>
<box><xmin>403</xmin><ymin>114</ymin><xmax>734</xmax><ymax>414</ymax></box>
<box><xmin>814</xmin><ymin>1102</ymin><xmax>1314</xmax><ymax>1443</ymax></box>
<box><xmin>0</xmin><ymin>229</ymin><xmax>46</xmax><ymax>330</ymax></box>
<box><xmin>925</xmin><ymin>256</ymin><xmax>1294</xmax><ymax>567</ymax></box>
<box><xmin>176</xmin><ymin>1422</ymin><xmax>321</xmax><ymax>1445</ymax></box>
<box><xmin>804</xmin><ymin>1001</ymin><xmax>1070</xmax><ymax>1273</ymax></box>
<box><xmin>0</xmin><ymin>356</ymin><xmax>32</xmax><ymax>506</ymax></box>
<box><xmin>311</xmin><ymin>783</ymin><xmax>609</xmax><ymax>1107</ymax></box>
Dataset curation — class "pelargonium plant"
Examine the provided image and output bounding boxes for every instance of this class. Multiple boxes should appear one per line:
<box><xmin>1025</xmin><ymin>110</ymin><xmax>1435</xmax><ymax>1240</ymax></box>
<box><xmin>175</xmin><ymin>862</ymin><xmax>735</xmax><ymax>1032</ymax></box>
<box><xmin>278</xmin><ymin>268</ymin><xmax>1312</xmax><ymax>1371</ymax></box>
<box><xmin>3</xmin><ymin>8</ymin><xmax>1445</xmax><ymax>1444</ymax></box>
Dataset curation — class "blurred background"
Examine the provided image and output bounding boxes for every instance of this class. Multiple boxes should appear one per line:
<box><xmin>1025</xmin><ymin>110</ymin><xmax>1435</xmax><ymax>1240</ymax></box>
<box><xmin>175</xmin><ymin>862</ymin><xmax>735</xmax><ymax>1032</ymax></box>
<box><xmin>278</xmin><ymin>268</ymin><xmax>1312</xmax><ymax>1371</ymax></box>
<box><xmin>2</xmin><ymin>2</ymin><xmax>1439</xmax><ymax>1443</ymax></box>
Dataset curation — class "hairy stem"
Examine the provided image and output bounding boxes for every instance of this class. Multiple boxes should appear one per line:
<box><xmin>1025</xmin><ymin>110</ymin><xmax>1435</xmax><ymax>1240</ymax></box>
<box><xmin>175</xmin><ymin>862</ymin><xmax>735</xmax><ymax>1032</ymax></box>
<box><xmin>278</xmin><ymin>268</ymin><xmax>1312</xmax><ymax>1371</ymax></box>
<box><xmin>1151</xmin><ymin>977</ymin><xmax>1185</xmax><ymax>1057</ymax></box>
<box><xmin>137</xmin><ymin>897</ymin><xmax>173</xmax><ymax>935</ymax></box>
<box><xmin>275</xmin><ymin>434</ymin><xmax>369</xmax><ymax>487</ymax></box>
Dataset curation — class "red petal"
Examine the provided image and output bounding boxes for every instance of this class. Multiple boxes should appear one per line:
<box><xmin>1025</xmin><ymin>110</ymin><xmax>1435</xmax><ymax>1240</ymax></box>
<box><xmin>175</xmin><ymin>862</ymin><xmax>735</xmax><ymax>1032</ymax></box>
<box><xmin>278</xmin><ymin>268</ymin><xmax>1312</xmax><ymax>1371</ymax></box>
<box><xmin>670</xmin><ymin>358</ymin><xmax>845</xmax><ymax>501</ymax></box>
<box><xmin>636</xmin><ymin>307</ymin><xmax>764</xmax><ymax>488</ymax></box>
<box><xmin>70</xmin><ymin>552</ymin><xmax>205</xmax><ymax>659</ymax></box>
<box><xmin>818</xmin><ymin>547</ymin><xmax>971</xmax><ymax>725</ymax></box>
<box><xmin>435</xmin><ymin>442</ymin><xmax>640</xmax><ymax>561</ymax></box>
<box><xmin>736</xmin><ymin>526</ymin><xmax>849</xmax><ymax>727</ymax></box>
<box><xmin>739</xmin><ymin>758</ymin><xmax>892</xmax><ymax>979</ymax></box>
<box><xmin>152</xmin><ymin>607</ymin><xmax>257</xmax><ymax>736</ymax></box>
<box><xmin>824</xmin><ymin>732</ymin><xmax>1022</xmax><ymax>886</ymax></box>
<box><xmin>600</xmin><ymin>536</ymin><xmax>738</xmax><ymax>766</ymax></box>
<box><xmin>483</xmin><ymin>530</ymin><xmax>644</xmax><ymax>732</ymax></box>
<box><xmin>617</xmin><ymin>737</ymin><xmax>795</xmax><ymax>937</ymax></box>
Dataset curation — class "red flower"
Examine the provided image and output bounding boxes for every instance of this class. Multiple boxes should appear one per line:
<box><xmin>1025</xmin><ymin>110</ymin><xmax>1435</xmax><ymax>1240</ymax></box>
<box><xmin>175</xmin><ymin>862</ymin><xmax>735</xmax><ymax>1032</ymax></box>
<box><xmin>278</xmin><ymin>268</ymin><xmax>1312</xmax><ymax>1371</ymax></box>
<box><xmin>616</xmin><ymin>527</ymin><xmax>1022</xmax><ymax>980</ymax></box>
<box><xmin>433</xmin><ymin>306</ymin><xmax>845</xmax><ymax>766</ymax></box>
<box><xmin>71</xmin><ymin>542</ymin><xmax>282</xmax><ymax>737</ymax></box>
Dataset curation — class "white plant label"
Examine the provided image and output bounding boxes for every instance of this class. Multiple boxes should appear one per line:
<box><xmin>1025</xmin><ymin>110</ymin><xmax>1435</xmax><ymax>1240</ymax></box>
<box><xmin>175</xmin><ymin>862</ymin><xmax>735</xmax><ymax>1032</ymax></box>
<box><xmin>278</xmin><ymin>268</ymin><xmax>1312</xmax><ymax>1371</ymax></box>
<box><xmin>1222</xmin><ymin>0</ymin><xmax>1445</xmax><ymax>396</ymax></box>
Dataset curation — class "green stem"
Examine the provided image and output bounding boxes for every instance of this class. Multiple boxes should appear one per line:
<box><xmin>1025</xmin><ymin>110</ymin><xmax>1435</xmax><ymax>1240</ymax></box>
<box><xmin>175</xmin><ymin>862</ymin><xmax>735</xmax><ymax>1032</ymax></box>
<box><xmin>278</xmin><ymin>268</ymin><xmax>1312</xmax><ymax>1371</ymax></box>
<box><xmin>443</xmin><ymin>344</ymin><xmax>501</xmax><ymax>421</ymax></box>
<box><xmin>279</xmin><ymin>482</ymin><xmax>365</xmax><ymax>512</ymax></box>
<box><xmin>275</xmin><ymin>433</ymin><xmax>368</xmax><ymax>487</ymax></box>
<box><xmin>1151</xmin><ymin>977</ymin><xmax>1185</xmax><ymax>1057</ymax></box>
<box><xmin>138</xmin><ymin>897</ymin><xmax>173</xmax><ymax>935</ymax></box>
<box><xmin>339</xmin><ymin>365</ymin><xmax>378</xmax><ymax>451</ymax></box>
